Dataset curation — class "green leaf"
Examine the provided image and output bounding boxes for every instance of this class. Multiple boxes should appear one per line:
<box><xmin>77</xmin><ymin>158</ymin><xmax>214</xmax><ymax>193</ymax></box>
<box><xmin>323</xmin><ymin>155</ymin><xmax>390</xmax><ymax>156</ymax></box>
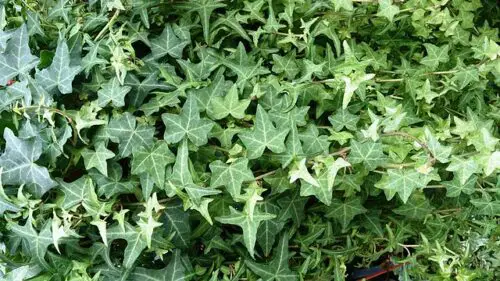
<box><xmin>209</xmin><ymin>158</ymin><xmax>254</xmax><ymax>199</ymax></box>
<box><xmin>179</xmin><ymin>0</ymin><xmax>226</xmax><ymax>44</ymax></box>
<box><xmin>47</xmin><ymin>0</ymin><xmax>70</xmax><ymax>23</ymax></box>
<box><xmin>132</xmin><ymin>141</ymin><xmax>175</xmax><ymax>187</ymax></box>
<box><xmin>0</xmin><ymin>24</ymin><xmax>39</xmax><ymax>85</ymax></box>
<box><xmin>162</xmin><ymin>94</ymin><xmax>214</xmax><ymax>146</ymax></box>
<box><xmin>97</xmin><ymin>77</ymin><xmax>131</xmax><ymax>107</ymax></box>
<box><xmin>81</xmin><ymin>142</ymin><xmax>115</xmax><ymax>176</ymax></box>
<box><xmin>375</xmin><ymin>169</ymin><xmax>424</xmax><ymax>203</ymax></box>
<box><xmin>277</xmin><ymin>190</ymin><xmax>307</xmax><ymax>224</ymax></box>
<box><xmin>92</xmin><ymin>163</ymin><xmax>136</xmax><ymax>198</ymax></box>
<box><xmin>329</xmin><ymin>109</ymin><xmax>360</xmax><ymax>132</ymax></box>
<box><xmin>130</xmin><ymin>250</ymin><xmax>186</xmax><ymax>281</ymax></box>
<box><xmin>470</xmin><ymin>198</ymin><xmax>500</xmax><ymax>216</ymax></box>
<box><xmin>333</xmin><ymin>0</ymin><xmax>353</xmax><ymax>12</ymax></box>
<box><xmin>107</xmin><ymin>223</ymin><xmax>147</xmax><ymax>268</ymax></box>
<box><xmin>300</xmin><ymin>171</ymin><xmax>332</xmax><ymax>205</ymax></box>
<box><xmin>36</xmin><ymin>36</ymin><xmax>81</xmax><ymax>94</ymax></box>
<box><xmin>442</xmin><ymin>175</ymin><xmax>477</xmax><ymax>197</ymax></box>
<box><xmin>0</xmin><ymin>128</ymin><xmax>56</xmax><ymax>196</ymax></box>
<box><xmin>299</xmin><ymin>124</ymin><xmax>330</xmax><ymax>156</ymax></box>
<box><xmin>56</xmin><ymin>176</ymin><xmax>96</xmax><ymax>209</ymax></box>
<box><xmin>206</xmin><ymin>84</ymin><xmax>250</xmax><ymax>120</ymax></box>
<box><xmin>348</xmin><ymin>140</ymin><xmax>387</xmax><ymax>171</ymax></box>
<box><xmin>238</xmin><ymin>105</ymin><xmax>289</xmax><ymax>159</ymax></box>
<box><xmin>325</xmin><ymin>197</ymin><xmax>367</xmax><ymax>230</ymax></box>
<box><xmin>169</xmin><ymin>139</ymin><xmax>193</xmax><ymax>189</ymax></box>
<box><xmin>420</xmin><ymin>43</ymin><xmax>449</xmax><ymax>69</ymax></box>
<box><xmin>216</xmin><ymin>206</ymin><xmax>275</xmax><ymax>257</ymax></box>
<box><xmin>276</xmin><ymin>125</ymin><xmax>304</xmax><ymax>167</ymax></box>
<box><xmin>163</xmin><ymin>200</ymin><xmax>191</xmax><ymax>249</ymax></box>
<box><xmin>425</xmin><ymin>128</ymin><xmax>452</xmax><ymax>163</ymax></box>
<box><xmin>10</xmin><ymin>218</ymin><xmax>53</xmax><ymax>268</ymax></box>
<box><xmin>256</xmin><ymin>201</ymin><xmax>284</xmax><ymax>257</ymax></box>
<box><xmin>341</xmin><ymin>73</ymin><xmax>375</xmax><ymax>109</ymax></box>
<box><xmin>393</xmin><ymin>194</ymin><xmax>434</xmax><ymax>220</ymax></box>
<box><xmin>446</xmin><ymin>156</ymin><xmax>480</xmax><ymax>185</ymax></box>
<box><xmin>107</xmin><ymin>112</ymin><xmax>155</xmax><ymax>157</ymax></box>
<box><xmin>376</xmin><ymin>0</ymin><xmax>400</xmax><ymax>22</ymax></box>
<box><xmin>272</xmin><ymin>51</ymin><xmax>300</xmax><ymax>80</ymax></box>
<box><xmin>245</xmin><ymin>232</ymin><xmax>298</xmax><ymax>281</ymax></box>
<box><xmin>150</xmin><ymin>24</ymin><xmax>190</xmax><ymax>59</ymax></box>
<box><xmin>0</xmin><ymin>184</ymin><xmax>19</xmax><ymax>215</ymax></box>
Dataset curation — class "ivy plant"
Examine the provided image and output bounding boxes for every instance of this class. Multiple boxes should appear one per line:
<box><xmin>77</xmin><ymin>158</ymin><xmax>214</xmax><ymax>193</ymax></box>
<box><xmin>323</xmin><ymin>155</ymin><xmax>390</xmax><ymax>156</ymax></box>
<box><xmin>0</xmin><ymin>0</ymin><xmax>499</xmax><ymax>280</ymax></box>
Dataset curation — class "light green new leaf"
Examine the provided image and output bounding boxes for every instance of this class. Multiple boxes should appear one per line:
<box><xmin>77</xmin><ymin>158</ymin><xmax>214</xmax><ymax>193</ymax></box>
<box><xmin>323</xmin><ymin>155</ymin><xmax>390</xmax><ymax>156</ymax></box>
<box><xmin>0</xmin><ymin>24</ymin><xmax>39</xmax><ymax>85</ymax></box>
<box><xmin>333</xmin><ymin>0</ymin><xmax>353</xmax><ymax>12</ymax></box>
<box><xmin>97</xmin><ymin>77</ymin><xmax>131</xmax><ymax>107</ymax></box>
<box><xmin>238</xmin><ymin>105</ymin><xmax>289</xmax><ymax>159</ymax></box>
<box><xmin>377</xmin><ymin>0</ymin><xmax>400</xmax><ymax>22</ymax></box>
<box><xmin>150</xmin><ymin>24</ymin><xmax>190</xmax><ymax>59</ymax></box>
<box><xmin>420</xmin><ymin>43</ymin><xmax>449</xmax><ymax>69</ymax></box>
<box><xmin>290</xmin><ymin>158</ymin><xmax>318</xmax><ymax>187</ymax></box>
<box><xmin>325</xmin><ymin>198</ymin><xmax>367</xmax><ymax>229</ymax></box>
<box><xmin>207</xmin><ymin>84</ymin><xmax>250</xmax><ymax>120</ymax></box>
<box><xmin>107</xmin><ymin>223</ymin><xmax>147</xmax><ymax>268</ymax></box>
<box><xmin>245</xmin><ymin>232</ymin><xmax>298</xmax><ymax>281</ymax></box>
<box><xmin>300</xmin><ymin>171</ymin><xmax>332</xmax><ymax>205</ymax></box>
<box><xmin>348</xmin><ymin>140</ymin><xmax>387</xmax><ymax>171</ymax></box>
<box><xmin>132</xmin><ymin>141</ymin><xmax>175</xmax><ymax>187</ymax></box>
<box><xmin>0</xmin><ymin>183</ymin><xmax>19</xmax><ymax>215</ymax></box>
<box><xmin>0</xmin><ymin>128</ymin><xmax>56</xmax><ymax>196</ymax></box>
<box><xmin>446</xmin><ymin>156</ymin><xmax>479</xmax><ymax>185</ymax></box>
<box><xmin>209</xmin><ymin>158</ymin><xmax>254</xmax><ymax>199</ymax></box>
<box><xmin>81</xmin><ymin>142</ymin><xmax>115</xmax><ymax>176</ymax></box>
<box><xmin>107</xmin><ymin>112</ymin><xmax>155</xmax><ymax>157</ymax></box>
<box><xmin>442</xmin><ymin>175</ymin><xmax>476</xmax><ymax>197</ymax></box>
<box><xmin>36</xmin><ymin>36</ymin><xmax>81</xmax><ymax>94</ymax></box>
<box><xmin>162</xmin><ymin>94</ymin><xmax>214</xmax><ymax>146</ymax></box>
<box><xmin>341</xmin><ymin>73</ymin><xmax>375</xmax><ymax>109</ymax></box>
<box><xmin>375</xmin><ymin>169</ymin><xmax>424</xmax><ymax>203</ymax></box>
<box><xmin>216</xmin><ymin>206</ymin><xmax>275</xmax><ymax>257</ymax></box>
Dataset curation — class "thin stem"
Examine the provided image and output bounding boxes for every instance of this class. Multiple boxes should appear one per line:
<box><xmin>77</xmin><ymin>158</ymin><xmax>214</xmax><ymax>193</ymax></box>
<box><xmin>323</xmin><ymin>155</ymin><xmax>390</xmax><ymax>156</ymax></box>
<box><xmin>255</xmin><ymin>170</ymin><xmax>278</xmax><ymax>180</ymax></box>
<box><xmin>329</xmin><ymin>147</ymin><xmax>351</xmax><ymax>157</ymax></box>
<box><xmin>381</xmin><ymin>131</ymin><xmax>435</xmax><ymax>164</ymax></box>
<box><xmin>95</xmin><ymin>9</ymin><xmax>120</xmax><ymax>40</ymax></box>
<box><xmin>426</xmin><ymin>185</ymin><xmax>445</xmax><ymax>188</ymax></box>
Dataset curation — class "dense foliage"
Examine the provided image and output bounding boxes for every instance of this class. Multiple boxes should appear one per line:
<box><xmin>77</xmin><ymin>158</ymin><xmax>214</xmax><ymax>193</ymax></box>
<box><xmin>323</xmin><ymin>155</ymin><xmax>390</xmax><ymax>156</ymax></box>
<box><xmin>0</xmin><ymin>0</ymin><xmax>499</xmax><ymax>280</ymax></box>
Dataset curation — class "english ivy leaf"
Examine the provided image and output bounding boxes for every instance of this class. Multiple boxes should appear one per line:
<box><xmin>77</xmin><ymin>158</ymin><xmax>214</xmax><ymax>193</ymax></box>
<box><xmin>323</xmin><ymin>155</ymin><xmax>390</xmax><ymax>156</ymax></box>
<box><xmin>178</xmin><ymin>0</ymin><xmax>226</xmax><ymax>44</ymax></box>
<box><xmin>425</xmin><ymin>128</ymin><xmax>452</xmax><ymax>163</ymax></box>
<box><xmin>36</xmin><ymin>36</ymin><xmax>81</xmax><ymax>94</ymax></box>
<box><xmin>107</xmin><ymin>223</ymin><xmax>147</xmax><ymax>268</ymax></box>
<box><xmin>0</xmin><ymin>185</ymin><xmax>19</xmax><ymax>215</ymax></box>
<box><xmin>92</xmin><ymin>163</ymin><xmax>136</xmax><ymax>198</ymax></box>
<box><xmin>442</xmin><ymin>175</ymin><xmax>477</xmax><ymax>197</ymax></box>
<box><xmin>277</xmin><ymin>190</ymin><xmax>307</xmax><ymax>224</ymax></box>
<box><xmin>97</xmin><ymin>77</ymin><xmax>131</xmax><ymax>107</ymax></box>
<box><xmin>163</xmin><ymin>200</ymin><xmax>191</xmax><ymax>249</ymax></box>
<box><xmin>341</xmin><ymin>73</ymin><xmax>375</xmax><ymax>109</ymax></box>
<box><xmin>47</xmin><ymin>0</ymin><xmax>70</xmax><ymax>23</ymax></box>
<box><xmin>375</xmin><ymin>169</ymin><xmax>424</xmax><ymax>203</ymax></box>
<box><xmin>272</xmin><ymin>51</ymin><xmax>300</xmax><ymax>80</ymax></box>
<box><xmin>169</xmin><ymin>139</ymin><xmax>193</xmax><ymax>188</ymax></box>
<box><xmin>420</xmin><ymin>43</ymin><xmax>449</xmax><ymax>69</ymax></box>
<box><xmin>245</xmin><ymin>232</ymin><xmax>298</xmax><ymax>281</ymax></box>
<box><xmin>56</xmin><ymin>176</ymin><xmax>95</xmax><ymax>209</ymax></box>
<box><xmin>81</xmin><ymin>142</ymin><xmax>115</xmax><ymax>176</ymax></box>
<box><xmin>377</xmin><ymin>0</ymin><xmax>400</xmax><ymax>22</ymax></box>
<box><xmin>162</xmin><ymin>94</ymin><xmax>214</xmax><ymax>146</ymax></box>
<box><xmin>107</xmin><ymin>112</ymin><xmax>155</xmax><ymax>157</ymax></box>
<box><xmin>256</xmin><ymin>201</ymin><xmax>284</xmax><ymax>257</ymax></box>
<box><xmin>81</xmin><ymin>40</ymin><xmax>107</xmax><ymax>77</ymax></box>
<box><xmin>209</xmin><ymin>158</ymin><xmax>254</xmax><ymax>199</ymax></box>
<box><xmin>210</xmin><ymin>123</ymin><xmax>241</xmax><ymax>149</ymax></box>
<box><xmin>325</xmin><ymin>198</ymin><xmax>367</xmax><ymax>230</ymax></box>
<box><xmin>215</xmin><ymin>206</ymin><xmax>275</xmax><ymax>257</ymax></box>
<box><xmin>470</xmin><ymin>198</ymin><xmax>500</xmax><ymax>216</ymax></box>
<box><xmin>150</xmin><ymin>24</ymin><xmax>190</xmax><ymax>59</ymax></box>
<box><xmin>446</xmin><ymin>156</ymin><xmax>480</xmax><ymax>185</ymax></box>
<box><xmin>393</xmin><ymin>194</ymin><xmax>434</xmax><ymax>220</ymax></box>
<box><xmin>10</xmin><ymin>219</ymin><xmax>53</xmax><ymax>269</ymax></box>
<box><xmin>207</xmin><ymin>84</ymin><xmax>250</xmax><ymax>120</ymax></box>
<box><xmin>0</xmin><ymin>24</ymin><xmax>39</xmax><ymax>85</ymax></box>
<box><xmin>329</xmin><ymin>109</ymin><xmax>360</xmax><ymax>131</ymax></box>
<box><xmin>333</xmin><ymin>0</ymin><xmax>353</xmax><ymax>12</ymax></box>
<box><xmin>300</xmin><ymin>171</ymin><xmax>332</xmax><ymax>205</ymax></box>
<box><xmin>299</xmin><ymin>124</ymin><xmax>330</xmax><ymax>156</ymax></box>
<box><xmin>276</xmin><ymin>125</ymin><xmax>304</xmax><ymax>167</ymax></box>
<box><xmin>238</xmin><ymin>105</ymin><xmax>289</xmax><ymax>159</ymax></box>
<box><xmin>132</xmin><ymin>141</ymin><xmax>175</xmax><ymax>187</ymax></box>
<box><xmin>348</xmin><ymin>140</ymin><xmax>387</xmax><ymax>171</ymax></box>
<box><xmin>26</xmin><ymin>11</ymin><xmax>44</xmax><ymax>36</ymax></box>
<box><xmin>130</xmin><ymin>250</ymin><xmax>186</xmax><ymax>281</ymax></box>
<box><xmin>0</xmin><ymin>128</ymin><xmax>56</xmax><ymax>196</ymax></box>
